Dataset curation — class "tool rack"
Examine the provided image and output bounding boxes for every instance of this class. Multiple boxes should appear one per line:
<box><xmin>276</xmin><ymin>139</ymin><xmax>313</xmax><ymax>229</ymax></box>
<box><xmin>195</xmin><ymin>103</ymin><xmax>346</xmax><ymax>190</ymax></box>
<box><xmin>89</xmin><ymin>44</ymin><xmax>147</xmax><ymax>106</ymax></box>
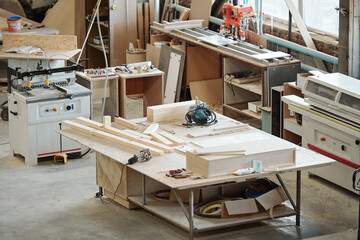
<box><xmin>59</xmin><ymin>113</ymin><xmax>334</xmax><ymax>240</ymax></box>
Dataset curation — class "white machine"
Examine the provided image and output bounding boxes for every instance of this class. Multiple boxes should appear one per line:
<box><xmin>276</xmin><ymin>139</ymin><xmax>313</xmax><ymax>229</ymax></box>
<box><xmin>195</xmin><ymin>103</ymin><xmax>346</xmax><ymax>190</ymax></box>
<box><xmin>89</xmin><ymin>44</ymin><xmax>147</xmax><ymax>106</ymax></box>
<box><xmin>7</xmin><ymin>60</ymin><xmax>91</xmax><ymax>165</ymax></box>
<box><xmin>282</xmin><ymin>73</ymin><xmax>360</xmax><ymax>193</ymax></box>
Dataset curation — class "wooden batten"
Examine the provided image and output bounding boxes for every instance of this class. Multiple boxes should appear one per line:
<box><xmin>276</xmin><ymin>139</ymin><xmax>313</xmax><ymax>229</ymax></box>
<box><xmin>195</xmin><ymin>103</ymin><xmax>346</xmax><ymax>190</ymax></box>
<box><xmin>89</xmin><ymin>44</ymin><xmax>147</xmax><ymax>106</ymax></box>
<box><xmin>147</xmin><ymin>100</ymin><xmax>195</xmax><ymax>122</ymax></box>
<box><xmin>143</xmin><ymin>123</ymin><xmax>159</xmax><ymax>135</ymax></box>
<box><xmin>150</xmin><ymin>132</ymin><xmax>173</xmax><ymax>146</ymax></box>
<box><xmin>158</xmin><ymin>131</ymin><xmax>186</xmax><ymax>146</ymax></box>
<box><xmin>103</xmin><ymin>116</ymin><xmax>112</xmax><ymax>128</ymax></box>
<box><xmin>114</xmin><ymin>117</ymin><xmax>139</xmax><ymax>130</ymax></box>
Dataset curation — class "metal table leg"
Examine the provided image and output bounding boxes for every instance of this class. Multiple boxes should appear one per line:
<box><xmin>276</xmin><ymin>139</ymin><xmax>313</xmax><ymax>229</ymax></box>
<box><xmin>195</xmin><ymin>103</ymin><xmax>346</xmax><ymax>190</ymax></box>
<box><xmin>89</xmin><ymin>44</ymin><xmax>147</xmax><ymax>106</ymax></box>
<box><xmin>296</xmin><ymin>170</ymin><xmax>301</xmax><ymax>226</ymax></box>
<box><xmin>142</xmin><ymin>174</ymin><xmax>147</xmax><ymax>205</ymax></box>
<box><xmin>189</xmin><ymin>188</ymin><xmax>194</xmax><ymax>240</ymax></box>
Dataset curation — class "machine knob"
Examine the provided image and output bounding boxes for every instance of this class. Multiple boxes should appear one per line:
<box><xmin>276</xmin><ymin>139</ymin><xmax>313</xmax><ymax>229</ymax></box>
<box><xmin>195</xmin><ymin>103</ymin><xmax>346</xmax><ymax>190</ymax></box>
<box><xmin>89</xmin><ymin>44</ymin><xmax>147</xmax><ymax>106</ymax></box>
<box><xmin>355</xmin><ymin>140</ymin><xmax>360</xmax><ymax>145</ymax></box>
<box><xmin>341</xmin><ymin>145</ymin><xmax>346</xmax><ymax>151</ymax></box>
<box><xmin>52</xmin><ymin>108</ymin><xmax>57</xmax><ymax>112</ymax></box>
<box><xmin>45</xmin><ymin>109</ymin><xmax>49</xmax><ymax>112</ymax></box>
<box><xmin>66</xmin><ymin>105</ymin><xmax>71</xmax><ymax>111</ymax></box>
<box><xmin>14</xmin><ymin>101</ymin><xmax>17</xmax><ymax>104</ymax></box>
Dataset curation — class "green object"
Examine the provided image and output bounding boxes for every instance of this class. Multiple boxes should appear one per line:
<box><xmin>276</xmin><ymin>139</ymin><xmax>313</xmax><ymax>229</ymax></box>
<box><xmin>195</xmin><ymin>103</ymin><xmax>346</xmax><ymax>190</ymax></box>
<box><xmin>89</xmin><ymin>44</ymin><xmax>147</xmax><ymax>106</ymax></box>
<box><xmin>261</xmin><ymin>108</ymin><xmax>271</xmax><ymax>133</ymax></box>
<box><xmin>137</xmin><ymin>65</ymin><xmax>143</xmax><ymax>73</ymax></box>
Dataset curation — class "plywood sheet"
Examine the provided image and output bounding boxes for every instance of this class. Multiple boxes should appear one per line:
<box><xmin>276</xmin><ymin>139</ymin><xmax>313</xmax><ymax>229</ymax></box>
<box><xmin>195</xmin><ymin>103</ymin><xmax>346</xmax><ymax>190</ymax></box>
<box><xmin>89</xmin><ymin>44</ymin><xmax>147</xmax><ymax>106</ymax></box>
<box><xmin>2</xmin><ymin>34</ymin><xmax>77</xmax><ymax>50</ymax></box>
<box><xmin>189</xmin><ymin>78</ymin><xmax>222</xmax><ymax>105</ymax></box>
<box><xmin>146</xmin><ymin>44</ymin><xmax>161</xmax><ymax>68</ymax></box>
<box><xmin>186</xmin><ymin>46</ymin><xmax>221</xmax><ymax>85</ymax></box>
<box><xmin>189</xmin><ymin>0</ymin><xmax>212</xmax><ymax>28</ymax></box>
<box><xmin>144</xmin><ymin>2</ymin><xmax>150</xmax><ymax>45</ymax></box>
<box><xmin>137</xmin><ymin>3</ymin><xmax>144</xmax><ymax>49</ymax></box>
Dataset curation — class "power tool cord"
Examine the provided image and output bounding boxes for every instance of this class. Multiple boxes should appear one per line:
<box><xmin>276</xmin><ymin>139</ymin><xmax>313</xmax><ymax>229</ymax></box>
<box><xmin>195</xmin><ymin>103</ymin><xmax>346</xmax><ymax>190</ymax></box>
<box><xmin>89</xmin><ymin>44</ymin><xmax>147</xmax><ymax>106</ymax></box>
<box><xmin>185</xmin><ymin>107</ymin><xmax>218</xmax><ymax>126</ymax></box>
<box><xmin>100</xmin><ymin>162</ymin><xmax>130</xmax><ymax>205</ymax></box>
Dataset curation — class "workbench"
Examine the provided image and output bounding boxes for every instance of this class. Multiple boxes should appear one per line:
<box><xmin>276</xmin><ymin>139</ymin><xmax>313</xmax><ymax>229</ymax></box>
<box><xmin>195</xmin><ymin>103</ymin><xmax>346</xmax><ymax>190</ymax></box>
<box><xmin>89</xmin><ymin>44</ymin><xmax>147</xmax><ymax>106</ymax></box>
<box><xmin>76</xmin><ymin>68</ymin><xmax>164</xmax><ymax>120</ymax></box>
<box><xmin>150</xmin><ymin>25</ymin><xmax>301</xmax><ymax>119</ymax></box>
<box><xmin>59</xmin><ymin>113</ymin><xmax>334</xmax><ymax>240</ymax></box>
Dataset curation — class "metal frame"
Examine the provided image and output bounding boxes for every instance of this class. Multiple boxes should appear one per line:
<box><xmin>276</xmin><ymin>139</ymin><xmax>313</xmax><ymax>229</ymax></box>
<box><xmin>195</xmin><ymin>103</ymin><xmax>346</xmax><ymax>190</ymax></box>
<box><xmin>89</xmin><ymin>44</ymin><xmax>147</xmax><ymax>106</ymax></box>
<box><xmin>133</xmin><ymin>172</ymin><xmax>302</xmax><ymax>240</ymax></box>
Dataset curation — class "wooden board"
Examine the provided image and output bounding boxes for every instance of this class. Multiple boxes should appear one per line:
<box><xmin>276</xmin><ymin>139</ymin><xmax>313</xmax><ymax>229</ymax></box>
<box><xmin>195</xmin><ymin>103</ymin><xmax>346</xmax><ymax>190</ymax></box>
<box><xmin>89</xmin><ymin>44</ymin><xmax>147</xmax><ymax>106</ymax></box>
<box><xmin>0</xmin><ymin>49</ymin><xmax>80</xmax><ymax>60</ymax></box>
<box><xmin>2</xmin><ymin>34</ymin><xmax>77</xmax><ymax>50</ymax></box>
<box><xmin>189</xmin><ymin>0</ymin><xmax>212</xmax><ymax>28</ymax></box>
<box><xmin>150</xmin><ymin>132</ymin><xmax>173</xmax><ymax>146</ymax></box>
<box><xmin>158</xmin><ymin>45</ymin><xmax>185</xmax><ymax>102</ymax></box>
<box><xmin>189</xmin><ymin>78</ymin><xmax>222</xmax><ymax>105</ymax></box>
<box><xmin>137</xmin><ymin>3</ymin><xmax>145</xmax><ymax>49</ymax></box>
<box><xmin>149</xmin><ymin>0</ymin><xmax>159</xmax><ymax>23</ymax></box>
<box><xmin>186</xmin><ymin>138</ymin><xmax>296</xmax><ymax>178</ymax></box>
<box><xmin>143</xmin><ymin>123</ymin><xmax>159</xmax><ymax>135</ymax></box>
<box><xmin>147</xmin><ymin>100</ymin><xmax>195</xmax><ymax>122</ymax></box>
<box><xmin>114</xmin><ymin>116</ymin><xmax>139</xmax><ymax>130</ymax></box>
<box><xmin>146</xmin><ymin>43</ymin><xmax>161</xmax><ymax>67</ymax></box>
<box><xmin>144</xmin><ymin>2</ymin><xmax>150</xmax><ymax>45</ymax></box>
<box><xmin>186</xmin><ymin>46</ymin><xmax>221</xmax><ymax>85</ymax></box>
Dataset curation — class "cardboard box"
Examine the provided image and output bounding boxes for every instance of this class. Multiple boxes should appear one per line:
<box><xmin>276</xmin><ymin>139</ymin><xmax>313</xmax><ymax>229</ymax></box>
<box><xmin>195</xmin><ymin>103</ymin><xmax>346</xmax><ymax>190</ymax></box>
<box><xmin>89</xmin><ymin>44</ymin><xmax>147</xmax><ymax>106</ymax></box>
<box><xmin>169</xmin><ymin>188</ymin><xmax>201</xmax><ymax>204</ymax></box>
<box><xmin>248</xmin><ymin>101</ymin><xmax>261</xmax><ymax>113</ymax></box>
<box><xmin>221</xmin><ymin>179</ymin><xmax>288</xmax><ymax>218</ymax></box>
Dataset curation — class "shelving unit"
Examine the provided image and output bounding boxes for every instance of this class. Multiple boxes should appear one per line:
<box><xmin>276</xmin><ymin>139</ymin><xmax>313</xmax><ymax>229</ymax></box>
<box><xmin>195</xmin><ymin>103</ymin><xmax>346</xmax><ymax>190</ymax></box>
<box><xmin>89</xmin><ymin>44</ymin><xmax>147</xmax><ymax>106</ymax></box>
<box><xmin>283</xmin><ymin>82</ymin><xmax>304</xmax><ymax>144</ymax></box>
<box><xmin>85</xmin><ymin>0</ymin><xmax>137</xmax><ymax>68</ymax></box>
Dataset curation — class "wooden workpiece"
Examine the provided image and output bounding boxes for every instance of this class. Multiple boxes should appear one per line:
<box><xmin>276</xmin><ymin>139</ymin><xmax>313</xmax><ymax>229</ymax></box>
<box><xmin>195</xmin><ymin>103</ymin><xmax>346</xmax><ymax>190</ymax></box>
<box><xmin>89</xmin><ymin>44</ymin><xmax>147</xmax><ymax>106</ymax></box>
<box><xmin>147</xmin><ymin>100</ymin><xmax>195</xmax><ymax>122</ymax></box>
<box><xmin>143</xmin><ymin>123</ymin><xmax>159</xmax><ymax>135</ymax></box>
<box><xmin>115</xmin><ymin>117</ymin><xmax>139</xmax><ymax>130</ymax></box>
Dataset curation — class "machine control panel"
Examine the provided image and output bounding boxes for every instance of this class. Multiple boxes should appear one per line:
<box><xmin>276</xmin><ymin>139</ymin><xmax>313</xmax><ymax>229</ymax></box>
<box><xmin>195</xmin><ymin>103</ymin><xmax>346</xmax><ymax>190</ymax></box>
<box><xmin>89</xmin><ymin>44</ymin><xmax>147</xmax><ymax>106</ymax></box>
<box><xmin>39</xmin><ymin>100</ymin><xmax>78</xmax><ymax>117</ymax></box>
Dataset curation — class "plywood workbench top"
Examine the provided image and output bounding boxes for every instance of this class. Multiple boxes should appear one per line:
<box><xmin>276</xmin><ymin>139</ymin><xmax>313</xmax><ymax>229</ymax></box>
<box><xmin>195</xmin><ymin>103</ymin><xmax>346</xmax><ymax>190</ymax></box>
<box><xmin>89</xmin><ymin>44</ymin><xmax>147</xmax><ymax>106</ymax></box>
<box><xmin>59</xmin><ymin>114</ymin><xmax>334</xmax><ymax>190</ymax></box>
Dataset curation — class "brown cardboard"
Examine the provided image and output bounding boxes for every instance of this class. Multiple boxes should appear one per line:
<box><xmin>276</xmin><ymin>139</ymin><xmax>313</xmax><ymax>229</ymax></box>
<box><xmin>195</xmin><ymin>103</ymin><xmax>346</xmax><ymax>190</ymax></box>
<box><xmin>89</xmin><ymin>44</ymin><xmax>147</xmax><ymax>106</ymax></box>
<box><xmin>200</xmin><ymin>186</ymin><xmax>222</xmax><ymax>203</ymax></box>
<box><xmin>169</xmin><ymin>189</ymin><xmax>200</xmax><ymax>204</ymax></box>
<box><xmin>225</xmin><ymin>199</ymin><xmax>259</xmax><ymax>215</ymax></box>
<box><xmin>255</xmin><ymin>187</ymin><xmax>288</xmax><ymax>211</ymax></box>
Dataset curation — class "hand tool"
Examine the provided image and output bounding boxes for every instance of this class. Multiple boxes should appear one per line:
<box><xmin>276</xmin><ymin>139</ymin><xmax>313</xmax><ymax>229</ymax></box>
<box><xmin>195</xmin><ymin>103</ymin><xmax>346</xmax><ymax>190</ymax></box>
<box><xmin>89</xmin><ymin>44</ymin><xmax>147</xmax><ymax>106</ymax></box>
<box><xmin>128</xmin><ymin>148</ymin><xmax>152</xmax><ymax>165</ymax></box>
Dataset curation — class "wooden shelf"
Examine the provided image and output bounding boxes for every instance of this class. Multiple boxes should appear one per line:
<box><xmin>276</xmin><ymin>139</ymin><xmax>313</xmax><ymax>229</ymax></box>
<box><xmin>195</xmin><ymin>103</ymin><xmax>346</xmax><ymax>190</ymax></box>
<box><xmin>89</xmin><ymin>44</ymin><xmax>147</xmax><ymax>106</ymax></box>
<box><xmin>128</xmin><ymin>194</ymin><xmax>296</xmax><ymax>232</ymax></box>
<box><xmin>85</xmin><ymin>15</ymin><xmax>109</xmax><ymax>28</ymax></box>
<box><xmin>226</xmin><ymin>80</ymin><xmax>262</xmax><ymax>95</ymax></box>
<box><xmin>284</xmin><ymin>117</ymin><xmax>302</xmax><ymax>136</ymax></box>
<box><xmin>224</xmin><ymin>104</ymin><xmax>262</xmax><ymax>120</ymax></box>
<box><xmin>88</xmin><ymin>43</ymin><xmax>109</xmax><ymax>54</ymax></box>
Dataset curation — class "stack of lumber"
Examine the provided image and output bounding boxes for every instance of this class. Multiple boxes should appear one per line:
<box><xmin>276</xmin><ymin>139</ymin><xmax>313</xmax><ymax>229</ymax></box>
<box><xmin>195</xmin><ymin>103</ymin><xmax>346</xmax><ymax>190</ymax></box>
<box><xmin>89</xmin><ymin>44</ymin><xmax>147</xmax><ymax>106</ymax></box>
<box><xmin>62</xmin><ymin>116</ymin><xmax>187</xmax><ymax>156</ymax></box>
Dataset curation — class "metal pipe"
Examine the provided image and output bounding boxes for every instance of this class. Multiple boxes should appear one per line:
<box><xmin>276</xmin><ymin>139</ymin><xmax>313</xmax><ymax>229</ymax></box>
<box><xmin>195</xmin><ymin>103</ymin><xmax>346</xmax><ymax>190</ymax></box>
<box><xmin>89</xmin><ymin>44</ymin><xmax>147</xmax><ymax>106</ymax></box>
<box><xmin>276</xmin><ymin>174</ymin><xmax>297</xmax><ymax>211</ymax></box>
<box><xmin>288</xmin><ymin>11</ymin><xmax>292</xmax><ymax>54</ymax></box>
<box><xmin>189</xmin><ymin>189</ymin><xmax>194</xmax><ymax>240</ymax></box>
<box><xmin>172</xmin><ymin>189</ymin><xmax>190</xmax><ymax>222</ymax></box>
<box><xmin>142</xmin><ymin>174</ymin><xmax>147</xmax><ymax>205</ymax></box>
<box><xmin>259</xmin><ymin>0</ymin><xmax>263</xmax><ymax>34</ymax></box>
<box><xmin>264</xmin><ymin>34</ymin><xmax>338</xmax><ymax>65</ymax></box>
<box><xmin>296</xmin><ymin>170</ymin><xmax>301</xmax><ymax>226</ymax></box>
<box><xmin>209</xmin><ymin>16</ymin><xmax>225</xmax><ymax>26</ymax></box>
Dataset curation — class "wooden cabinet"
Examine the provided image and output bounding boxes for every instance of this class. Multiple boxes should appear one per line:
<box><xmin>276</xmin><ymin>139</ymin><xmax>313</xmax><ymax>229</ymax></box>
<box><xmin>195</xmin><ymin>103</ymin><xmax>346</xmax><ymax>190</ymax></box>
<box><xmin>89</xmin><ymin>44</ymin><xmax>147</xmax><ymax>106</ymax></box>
<box><xmin>85</xmin><ymin>0</ymin><xmax>137</xmax><ymax>68</ymax></box>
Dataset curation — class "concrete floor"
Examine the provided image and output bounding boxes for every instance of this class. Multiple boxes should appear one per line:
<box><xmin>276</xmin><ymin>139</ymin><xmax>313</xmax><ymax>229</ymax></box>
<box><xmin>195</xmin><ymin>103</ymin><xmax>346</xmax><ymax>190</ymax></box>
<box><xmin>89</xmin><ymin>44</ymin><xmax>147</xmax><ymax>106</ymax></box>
<box><xmin>0</xmin><ymin>93</ymin><xmax>359</xmax><ymax>240</ymax></box>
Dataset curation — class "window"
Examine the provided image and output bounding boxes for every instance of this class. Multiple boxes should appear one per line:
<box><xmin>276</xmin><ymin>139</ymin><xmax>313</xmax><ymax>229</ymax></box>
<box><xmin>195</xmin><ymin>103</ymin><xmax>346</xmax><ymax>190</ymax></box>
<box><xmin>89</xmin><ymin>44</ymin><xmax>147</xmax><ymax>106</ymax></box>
<box><xmin>245</xmin><ymin>0</ymin><xmax>339</xmax><ymax>36</ymax></box>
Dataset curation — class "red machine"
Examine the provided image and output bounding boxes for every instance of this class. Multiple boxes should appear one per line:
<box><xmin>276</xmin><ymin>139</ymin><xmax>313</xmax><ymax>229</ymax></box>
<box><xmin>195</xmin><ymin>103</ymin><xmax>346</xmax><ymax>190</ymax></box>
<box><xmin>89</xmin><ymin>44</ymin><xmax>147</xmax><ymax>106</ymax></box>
<box><xmin>220</xmin><ymin>3</ymin><xmax>255</xmax><ymax>40</ymax></box>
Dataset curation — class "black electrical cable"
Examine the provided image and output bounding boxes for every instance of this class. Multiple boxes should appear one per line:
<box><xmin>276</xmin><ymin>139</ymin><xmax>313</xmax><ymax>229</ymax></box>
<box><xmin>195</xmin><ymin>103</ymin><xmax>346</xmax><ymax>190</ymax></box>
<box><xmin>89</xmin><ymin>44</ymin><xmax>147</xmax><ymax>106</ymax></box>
<box><xmin>100</xmin><ymin>162</ymin><xmax>130</xmax><ymax>205</ymax></box>
<box><xmin>185</xmin><ymin>106</ymin><xmax>218</xmax><ymax>126</ymax></box>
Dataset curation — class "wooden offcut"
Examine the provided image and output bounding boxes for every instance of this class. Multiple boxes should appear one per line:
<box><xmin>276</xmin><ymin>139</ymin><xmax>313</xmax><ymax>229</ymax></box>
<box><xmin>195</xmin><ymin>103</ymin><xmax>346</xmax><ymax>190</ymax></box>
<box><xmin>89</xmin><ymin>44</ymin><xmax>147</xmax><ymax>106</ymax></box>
<box><xmin>114</xmin><ymin>117</ymin><xmax>139</xmax><ymax>130</ymax></box>
<box><xmin>189</xmin><ymin>0</ymin><xmax>212</xmax><ymax>27</ymax></box>
<box><xmin>186</xmin><ymin>139</ymin><xmax>296</xmax><ymax>178</ymax></box>
<box><xmin>147</xmin><ymin>100</ymin><xmax>195</xmax><ymax>122</ymax></box>
<box><xmin>150</xmin><ymin>132</ymin><xmax>173</xmax><ymax>146</ymax></box>
<box><xmin>2</xmin><ymin>34</ymin><xmax>77</xmax><ymax>50</ymax></box>
<box><xmin>158</xmin><ymin>131</ymin><xmax>186</xmax><ymax>146</ymax></box>
<box><xmin>143</xmin><ymin>123</ymin><xmax>159</xmax><ymax>135</ymax></box>
<box><xmin>137</xmin><ymin>3</ymin><xmax>145</xmax><ymax>49</ymax></box>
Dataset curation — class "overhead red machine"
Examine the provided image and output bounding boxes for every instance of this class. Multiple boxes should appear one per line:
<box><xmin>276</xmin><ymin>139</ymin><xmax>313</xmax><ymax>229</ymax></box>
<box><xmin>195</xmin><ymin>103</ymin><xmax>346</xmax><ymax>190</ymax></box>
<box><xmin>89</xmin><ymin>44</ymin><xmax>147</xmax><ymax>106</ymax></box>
<box><xmin>220</xmin><ymin>3</ymin><xmax>255</xmax><ymax>40</ymax></box>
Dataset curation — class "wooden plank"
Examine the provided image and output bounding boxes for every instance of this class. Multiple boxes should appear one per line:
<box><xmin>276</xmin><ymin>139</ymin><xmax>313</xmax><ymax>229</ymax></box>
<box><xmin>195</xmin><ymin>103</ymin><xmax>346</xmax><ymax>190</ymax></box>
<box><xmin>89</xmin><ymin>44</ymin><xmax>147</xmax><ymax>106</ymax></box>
<box><xmin>62</xmin><ymin>120</ymin><xmax>96</xmax><ymax>134</ymax></box>
<box><xmin>186</xmin><ymin>139</ymin><xmax>296</xmax><ymax>178</ymax></box>
<box><xmin>179</xmin><ymin>9</ymin><xmax>191</xmax><ymax>21</ymax></box>
<box><xmin>137</xmin><ymin>3</ymin><xmax>145</xmax><ymax>49</ymax></box>
<box><xmin>146</xmin><ymin>43</ymin><xmax>161</xmax><ymax>68</ymax></box>
<box><xmin>189</xmin><ymin>0</ymin><xmax>212</xmax><ymax>28</ymax></box>
<box><xmin>189</xmin><ymin>78</ymin><xmax>222</xmax><ymax>105</ymax></box>
<box><xmin>194</xmin><ymin>144</ymin><xmax>246</xmax><ymax>156</ymax></box>
<box><xmin>2</xmin><ymin>34</ymin><xmax>77</xmax><ymax>50</ymax></box>
<box><xmin>158</xmin><ymin>131</ymin><xmax>186</xmax><ymax>146</ymax></box>
<box><xmin>161</xmin><ymin>0</ymin><xmax>169</xmax><ymax>23</ymax></box>
<box><xmin>143</xmin><ymin>123</ymin><xmax>159</xmax><ymax>135</ymax></box>
<box><xmin>158</xmin><ymin>45</ymin><xmax>185</xmax><ymax>103</ymax></box>
<box><xmin>144</xmin><ymin>2</ymin><xmax>150</xmax><ymax>45</ymax></box>
<box><xmin>150</xmin><ymin>132</ymin><xmax>174</xmax><ymax>146</ymax></box>
<box><xmin>186</xmin><ymin>46</ymin><xmax>221</xmax><ymax>85</ymax></box>
<box><xmin>103</xmin><ymin>116</ymin><xmax>112</xmax><ymax>129</ymax></box>
<box><xmin>76</xmin><ymin>117</ymin><xmax>172</xmax><ymax>153</ymax></box>
<box><xmin>164</xmin><ymin>52</ymin><xmax>181</xmax><ymax>103</ymax></box>
<box><xmin>114</xmin><ymin>116</ymin><xmax>139</xmax><ymax>130</ymax></box>
<box><xmin>284</xmin><ymin>0</ymin><xmax>327</xmax><ymax>71</ymax></box>
<box><xmin>147</xmin><ymin>100</ymin><xmax>195</xmax><ymax>122</ymax></box>
<box><xmin>123</xmin><ymin>129</ymin><xmax>151</xmax><ymax>139</ymax></box>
